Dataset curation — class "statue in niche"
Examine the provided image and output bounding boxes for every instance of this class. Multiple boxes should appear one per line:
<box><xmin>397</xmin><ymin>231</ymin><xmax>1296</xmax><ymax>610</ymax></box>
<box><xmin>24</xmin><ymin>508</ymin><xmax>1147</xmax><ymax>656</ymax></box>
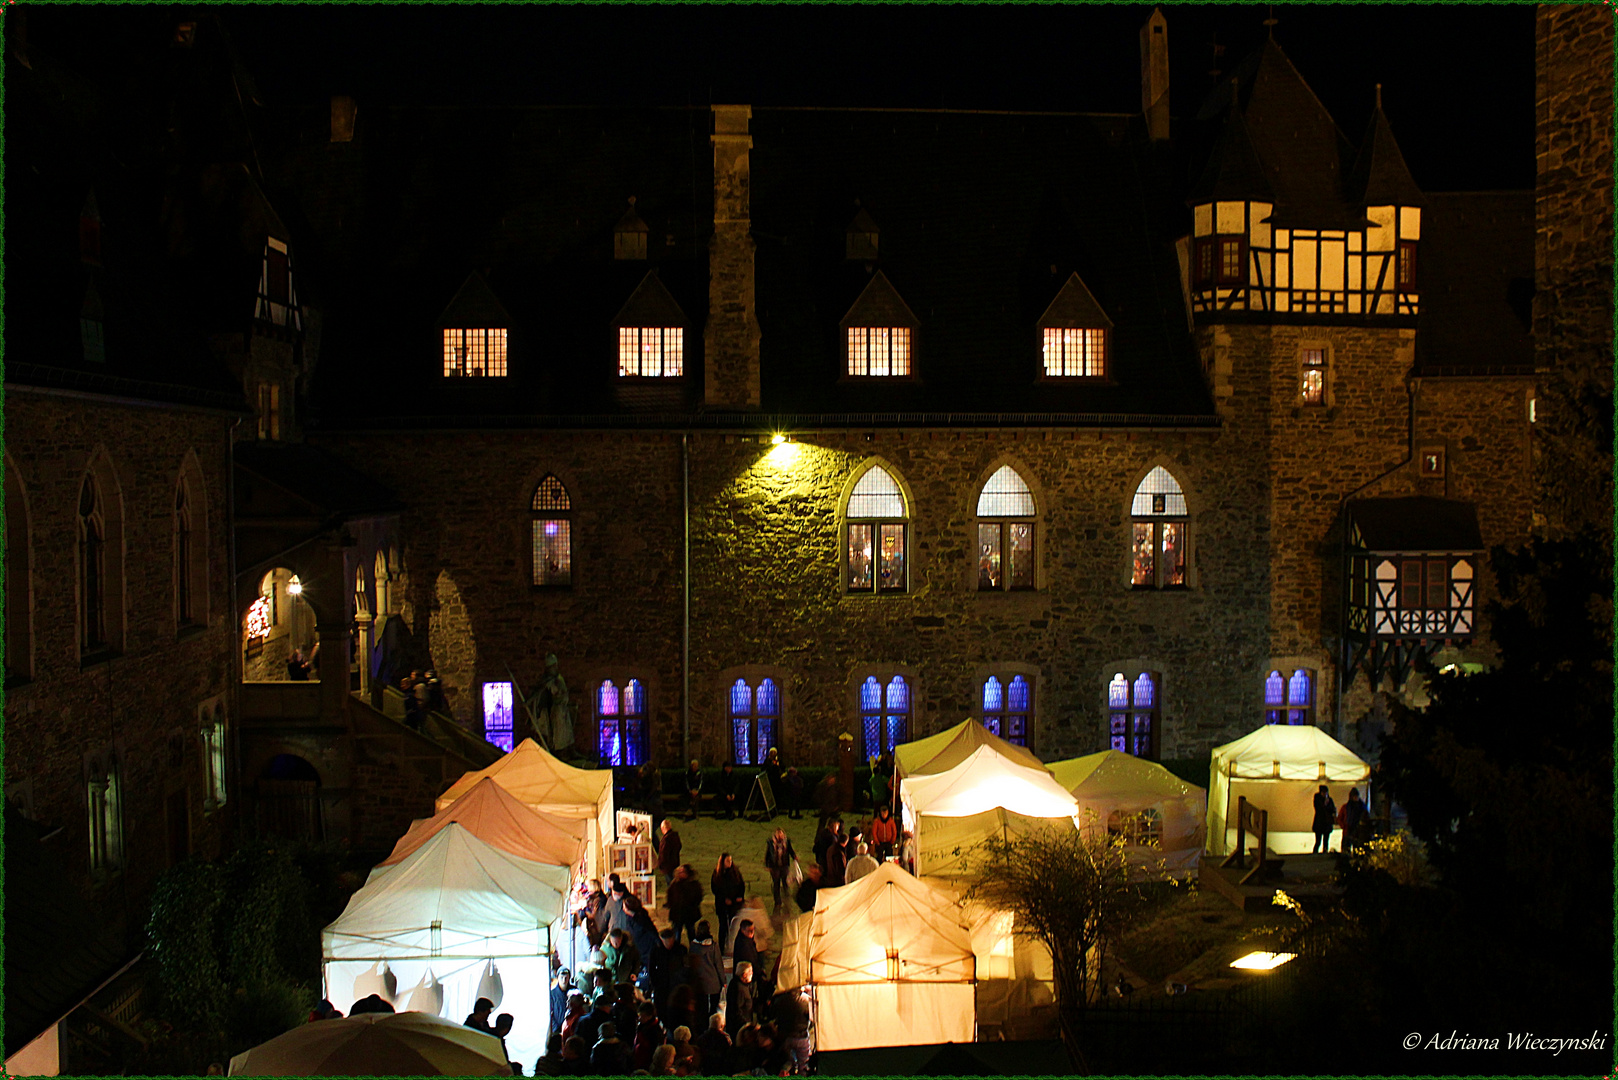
<box><xmin>524</xmin><ymin>653</ymin><xmax>574</xmax><ymax>752</ymax></box>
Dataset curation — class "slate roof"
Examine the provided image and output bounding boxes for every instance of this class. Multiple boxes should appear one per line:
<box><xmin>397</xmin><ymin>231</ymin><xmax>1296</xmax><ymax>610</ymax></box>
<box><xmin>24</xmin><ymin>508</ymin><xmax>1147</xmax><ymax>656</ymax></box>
<box><xmin>234</xmin><ymin>441</ymin><xmax>401</xmax><ymax>519</ymax></box>
<box><xmin>1350</xmin><ymin>497</ymin><xmax>1485</xmax><ymax>552</ymax></box>
<box><xmin>1414</xmin><ymin>192</ymin><xmax>1534</xmax><ymax>373</ymax></box>
<box><xmin>1345</xmin><ymin>99</ymin><xmax>1425</xmax><ymax>209</ymax></box>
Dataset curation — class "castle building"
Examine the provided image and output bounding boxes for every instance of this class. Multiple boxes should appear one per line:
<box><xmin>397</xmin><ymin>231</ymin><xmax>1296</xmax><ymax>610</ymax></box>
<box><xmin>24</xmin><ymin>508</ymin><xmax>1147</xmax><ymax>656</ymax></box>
<box><xmin>4</xmin><ymin>8</ymin><xmax>1609</xmax><ymax>1072</ymax></box>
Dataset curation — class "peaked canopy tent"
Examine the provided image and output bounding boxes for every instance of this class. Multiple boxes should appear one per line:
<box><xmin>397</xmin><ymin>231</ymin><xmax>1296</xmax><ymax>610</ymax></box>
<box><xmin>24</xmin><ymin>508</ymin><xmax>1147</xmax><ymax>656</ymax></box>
<box><xmin>899</xmin><ymin>744</ymin><xmax>1079</xmax><ymax>879</ymax></box>
<box><xmin>436</xmin><ymin>738</ymin><xmax>613</xmax><ymax>879</ymax></box>
<box><xmin>323</xmin><ymin>823</ymin><xmax>570</xmax><ymax>1068</ymax></box>
<box><xmin>893</xmin><ymin>718</ymin><xmax>1046</xmax><ymax>783</ymax></box>
<box><xmin>1206</xmin><ymin>726</ymin><xmax>1371</xmax><ymax>856</ymax></box>
<box><xmin>381</xmin><ymin>776</ymin><xmax>589</xmax><ymax>873</ymax></box>
<box><xmin>777</xmin><ymin>862</ymin><xmax>977</xmax><ymax>1051</ymax></box>
<box><xmin>1048</xmin><ymin>750</ymin><xmax>1207</xmax><ymax>876</ymax></box>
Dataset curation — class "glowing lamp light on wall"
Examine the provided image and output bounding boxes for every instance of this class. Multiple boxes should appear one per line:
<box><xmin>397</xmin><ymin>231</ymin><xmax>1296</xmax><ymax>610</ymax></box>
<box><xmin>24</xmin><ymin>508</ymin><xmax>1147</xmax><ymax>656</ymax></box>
<box><xmin>246</xmin><ymin>596</ymin><xmax>272</xmax><ymax>640</ymax></box>
<box><xmin>287</xmin><ymin>575</ymin><xmax>303</xmax><ymax>596</ymax></box>
<box><xmin>1229</xmin><ymin>951</ymin><xmax>1296</xmax><ymax>970</ymax></box>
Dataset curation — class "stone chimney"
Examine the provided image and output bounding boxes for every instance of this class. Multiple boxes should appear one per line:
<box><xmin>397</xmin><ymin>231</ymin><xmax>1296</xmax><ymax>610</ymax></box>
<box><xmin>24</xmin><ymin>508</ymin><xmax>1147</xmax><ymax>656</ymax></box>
<box><xmin>705</xmin><ymin>104</ymin><xmax>762</xmax><ymax>409</ymax></box>
<box><xmin>1140</xmin><ymin>8</ymin><xmax>1170</xmax><ymax>142</ymax></box>
<box><xmin>331</xmin><ymin>95</ymin><xmax>357</xmax><ymax>143</ymax></box>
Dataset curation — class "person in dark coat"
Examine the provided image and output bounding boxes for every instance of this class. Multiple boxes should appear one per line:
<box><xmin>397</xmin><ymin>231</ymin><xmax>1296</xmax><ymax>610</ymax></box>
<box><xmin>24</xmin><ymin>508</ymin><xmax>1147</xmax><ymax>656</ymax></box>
<box><xmin>631</xmin><ymin>1001</ymin><xmax>665</xmax><ymax>1071</ymax></box>
<box><xmin>731</xmin><ymin>919</ymin><xmax>761</xmax><ymax>980</ymax></box>
<box><xmin>710</xmin><ymin>853</ymin><xmax>746</xmax><ymax>947</ymax></box>
<box><xmin>824</xmin><ymin>830</ymin><xmax>849</xmax><ymax>887</ymax></box>
<box><xmin>656</xmin><ymin>819</ymin><xmax>683</xmax><ymax>888</ymax></box>
<box><xmin>549</xmin><ymin>968</ymin><xmax>573</xmax><ymax>1035</ymax></box>
<box><xmin>772</xmin><ymin>990</ymin><xmax>812</xmax><ymax>1073</ymax></box>
<box><xmin>465</xmin><ymin>997</ymin><xmax>497</xmax><ymax>1033</ymax></box>
<box><xmin>812</xmin><ymin>819</ymin><xmax>841</xmax><ymax>871</ymax></box>
<box><xmin>761</xmin><ymin>748</ymin><xmax>784</xmax><ymax>820</ymax></box>
<box><xmin>559</xmin><ymin>1036</ymin><xmax>588</xmax><ymax>1075</ymax></box>
<box><xmin>664</xmin><ymin>984</ymin><xmax>702</xmax><ymax>1045</ymax></box>
<box><xmin>688</xmin><ymin>919</ymin><xmax>725</xmax><ymax>1018</ymax></box>
<box><xmin>725</xmin><ymin>962</ymin><xmax>757</xmax><ymax>1030</ymax></box>
<box><xmin>624</xmin><ymin>895</ymin><xmax>660</xmax><ymax>977</ymax></box>
<box><xmin>682</xmin><ymin>759</ymin><xmax>704</xmax><ymax>820</ymax></box>
<box><xmin>784</xmin><ymin>766</ymin><xmax>805</xmax><ymax>819</ymax></box>
<box><xmin>589</xmin><ymin>1021</ymin><xmax>631</xmax><ymax>1075</ymax></box>
<box><xmin>1341</xmin><ymin>787</ymin><xmax>1370</xmax><ymax>854</ymax></box>
<box><xmin>648</xmin><ymin>927</ymin><xmax>687</xmax><ymax>1018</ymax></box>
<box><xmin>664</xmin><ymin>863</ymin><xmax>704</xmax><ymax>945</ymax></box>
<box><xmin>795</xmin><ymin>865</ymin><xmax>823</xmax><ymax>913</ymax></box>
<box><xmin>693</xmin><ymin>1014</ymin><xmax>731</xmax><ymax>1074</ymax></box>
<box><xmin>1311</xmin><ymin>784</ymin><xmax>1337</xmax><ymax>854</ymax></box>
<box><xmin>575</xmin><ymin>993</ymin><xmax>613</xmax><ymax>1049</ymax></box>
<box><xmin>714</xmin><ymin>762</ymin><xmax>741</xmax><ymax>819</ymax></box>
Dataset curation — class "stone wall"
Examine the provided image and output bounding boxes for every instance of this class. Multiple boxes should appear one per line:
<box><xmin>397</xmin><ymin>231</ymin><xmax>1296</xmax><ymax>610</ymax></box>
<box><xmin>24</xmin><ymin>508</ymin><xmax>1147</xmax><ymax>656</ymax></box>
<box><xmin>3</xmin><ymin>391</ymin><xmax>237</xmax><ymax>945</ymax></box>
<box><xmin>1534</xmin><ymin>4</ymin><xmax>1615</xmax><ymax>539</ymax></box>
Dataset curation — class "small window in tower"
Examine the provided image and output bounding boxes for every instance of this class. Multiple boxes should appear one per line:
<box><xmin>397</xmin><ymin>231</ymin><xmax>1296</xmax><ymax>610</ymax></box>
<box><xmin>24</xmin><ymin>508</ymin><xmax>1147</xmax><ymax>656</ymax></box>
<box><xmin>1218</xmin><ymin>237</ymin><xmax>1245</xmax><ymax>283</ymax></box>
<box><xmin>1396</xmin><ymin>242</ymin><xmax>1417</xmax><ymax>289</ymax></box>
<box><xmin>443</xmin><ymin>328</ymin><xmax>510</xmax><ymax>377</ymax></box>
<box><xmin>1300</xmin><ymin>348</ymin><xmax>1326</xmax><ymax>405</ymax></box>
<box><xmin>1419</xmin><ymin>447</ymin><xmax>1446</xmax><ymax>478</ymax></box>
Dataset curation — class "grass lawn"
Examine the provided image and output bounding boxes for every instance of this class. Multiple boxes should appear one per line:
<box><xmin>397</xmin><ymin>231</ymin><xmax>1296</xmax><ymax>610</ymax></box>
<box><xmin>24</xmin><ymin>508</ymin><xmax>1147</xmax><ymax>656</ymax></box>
<box><xmin>1111</xmin><ymin>884</ymin><xmax>1288</xmax><ymax>986</ymax></box>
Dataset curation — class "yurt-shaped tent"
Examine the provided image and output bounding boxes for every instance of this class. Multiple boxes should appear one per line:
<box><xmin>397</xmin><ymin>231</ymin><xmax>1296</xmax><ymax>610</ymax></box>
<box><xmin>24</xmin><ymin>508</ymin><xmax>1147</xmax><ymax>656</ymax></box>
<box><xmin>777</xmin><ymin>862</ymin><xmax>977</xmax><ymax>1051</ymax></box>
<box><xmin>379</xmin><ymin>776</ymin><xmax>589</xmax><ymax>874</ymax></box>
<box><xmin>899</xmin><ymin>744</ymin><xmax>1079</xmax><ymax>878</ymax></box>
<box><xmin>323</xmin><ymin>823</ymin><xmax>569</xmax><ymax>1067</ymax></box>
<box><xmin>436</xmin><ymin>739</ymin><xmax>613</xmax><ymax>877</ymax></box>
<box><xmin>894</xmin><ymin>718</ymin><xmax>1045</xmax><ymax>783</ymax></box>
<box><xmin>1048</xmin><ymin>751</ymin><xmax>1207</xmax><ymax>876</ymax></box>
<box><xmin>1206</xmin><ymin>726</ymin><xmax>1371</xmax><ymax>856</ymax></box>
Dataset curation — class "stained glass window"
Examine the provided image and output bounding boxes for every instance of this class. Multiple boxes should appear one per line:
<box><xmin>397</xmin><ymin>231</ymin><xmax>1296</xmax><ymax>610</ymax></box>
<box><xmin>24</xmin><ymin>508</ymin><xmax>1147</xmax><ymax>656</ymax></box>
<box><xmin>483</xmin><ymin>682</ymin><xmax>516</xmax><ymax>752</ymax></box>
<box><xmin>860</xmin><ymin>675</ymin><xmax>909</xmax><ymax>757</ymax></box>
<box><xmin>532</xmin><ymin>476</ymin><xmax>572</xmax><ymax>586</ymax></box>
<box><xmin>1109</xmin><ymin>671</ymin><xmax>1160</xmax><ymax>759</ymax></box>
<box><xmin>729</xmin><ymin>677</ymin><xmax>780</xmax><ymax>765</ymax></box>
<box><xmin>1287</xmin><ymin>670</ymin><xmax>1312</xmax><ymax>725</ymax></box>
<box><xmin>981</xmin><ymin>674</ymin><xmax>1032</xmax><ymax>748</ymax></box>
<box><xmin>1264</xmin><ymin>670</ymin><xmax>1286</xmax><ymax>724</ymax></box>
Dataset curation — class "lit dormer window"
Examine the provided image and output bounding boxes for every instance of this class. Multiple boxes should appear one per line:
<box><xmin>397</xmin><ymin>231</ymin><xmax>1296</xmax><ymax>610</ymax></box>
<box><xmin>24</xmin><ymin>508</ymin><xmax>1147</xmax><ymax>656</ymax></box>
<box><xmin>840</xmin><ymin>271</ymin><xmax>919</xmax><ymax>379</ymax></box>
<box><xmin>1038</xmin><ymin>273</ymin><xmax>1112</xmax><ymax>379</ymax></box>
<box><xmin>618</xmin><ymin>328</ymin><xmax>684</xmax><ymax>377</ymax></box>
<box><xmin>255</xmin><ymin>238</ymin><xmax>301</xmax><ymax>331</ymax></box>
<box><xmin>442</xmin><ymin>328</ymin><xmax>509</xmax><ymax>377</ymax></box>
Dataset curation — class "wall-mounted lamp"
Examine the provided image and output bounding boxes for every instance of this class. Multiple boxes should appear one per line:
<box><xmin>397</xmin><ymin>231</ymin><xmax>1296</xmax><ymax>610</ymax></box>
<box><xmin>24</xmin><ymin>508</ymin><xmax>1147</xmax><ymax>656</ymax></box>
<box><xmin>772</xmin><ymin>433</ymin><xmax>786</xmax><ymax>445</ymax></box>
<box><xmin>287</xmin><ymin>576</ymin><xmax>303</xmax><ymax>597</ymax></box>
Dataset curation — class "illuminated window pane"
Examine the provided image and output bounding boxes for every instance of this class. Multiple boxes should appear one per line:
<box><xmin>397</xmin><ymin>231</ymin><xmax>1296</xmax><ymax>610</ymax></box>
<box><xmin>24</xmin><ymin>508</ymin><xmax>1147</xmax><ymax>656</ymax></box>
<box><xmin>1008</xmin><ymin>523</ymin><xmax>1034</xmax><ymax>589</ymax></box>
<box><xmin>1131</xmin><ymin>468</ymin><xmax>1187</xmax><ymax>517</ymax></box>
<box><xmin>977</xmin><ymin>466</ymin><xmax>1036</xmax><ymax>517</ymax></box>
<box><xmin>1265</xmin><ymin>671</ymin><xmax>1286</xmax><ymax>707</ymax></box>
<box><xmin>982</xmin><ymin>714</ymin><xmax>1001</xmax><ymax>737</ymax></box>
<box><xmin>533</xmin><ymin>476</ymin><xmax>570</xmax><ymax>511</ymax></box>
<box><xmin>1132</xmin><ymin>673</ymin><xmax>1155</xmax><ymax>709</ymax></box>
<box><xmin>599</xmin><ymin>681</ymin><xmax>620</xmax><ymax>716</ymax></box>
<box><xmin>1108</xmin><ymin>673</ymin><xmax>1130</xmax><ymax>709</ymax></box>
<box><xmin>758</xmin><ymin>678</ymin><xmax>779</xmax><ymax>716</ymax></box>
<box><xmin>730</xmin><ymin>678</ymin><xmax>752</xmax><ymax>717</ymax></box>
<box><xmin>885</xmin><ymin>676</ymin><xmax>909</xmax><ymax>713</ymax></box>
<box><xmin>849</xmin><ymin>467</ymin><xmax>905</xmax><ymax>518</ymax></box>
<box><xmin>1288</xmin><ymin>669</ymin><xmax>1312</xmax><ymax>707</ymax></box>
<box><xmin>733</xmin><ymin>718</ymin><xmax>751</xmax><ymax>766</ymax></box>
<box><xmin>848</xmin><ymin>523</ymin><xmax>874</xmax><ymax>591</ymax></box>
<box><xmin>1109</xmin><ymin>712</ymin><xmax>1127</xmax><ymax>752</ymax></box>
<box><xmin>533</xmin><ymin>520</ymin><xmax>572</xmax><ymax>586</ymax></box>
<box><xmin>624</xmin><ymin>679</ymin><xmax>645</xmax><ymax>716</ymax></box>
<box><xmin>618</xmin><ymin>327</ymin><xmax>683</xmax><ymax>377</ymax></box>
<box><xmin>1161</xmin><ymin>523</ymin><xmax>1186</xmax><ymax>586</ymax></box>
<box><xmin>879</xmin><ymin>523</ymin><xmax>906</xmax><ymax>590</ymax></box>
<box><xmin>847</xmin><ymin>327</ymin><xmax>912</xmax><ymax>377</ymax></box>
<box><xmin>860</xmin><ymin>676</ymin><xmax>883</xmax><ymax>713</ymax></box>
<box><xmin>1041</xmin><ymin>328</ymin><xmax>1106</xmax><ymax>378</ymax></box>
<box><xmin>1131</xmin><ymin>523</ymin><xmax>1156</xmax><ymax>587</ymax></box>
<box><xmin>483</xmin><ymin>682</ymin><xmax>515</xmax><ymax>753</ymax></box>
<box><xmin>442</xmin><ymin>328</ymin><xmax>509</xmax><ymax>377</ymax></box>
<box><xmin>978</xmin><ymin>524</ymin><xmax>1002</xmax><ymax>590</ymax></box>
<box><xmin>1008</xmin><ymin>675</ymin><xmax>1030</xmax><ymax>713</ymax></box>
<box><xmin>1300</xmin><ymin>348</ymin><xmax>1326</xmax><ymax>405</ymax></box>
<box><xmin>1220</xmin><ymin>239</ymin><xmax>1242</xmax><ymax>279</ymax></box>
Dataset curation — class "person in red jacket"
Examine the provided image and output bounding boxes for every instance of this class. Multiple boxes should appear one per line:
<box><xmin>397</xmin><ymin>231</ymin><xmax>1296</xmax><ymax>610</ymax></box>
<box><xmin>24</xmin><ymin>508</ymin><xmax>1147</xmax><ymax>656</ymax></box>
<box><xmin>869</xmin><ymin>804</ymin><xmax>899</xmax><ymax>861</ymax></box>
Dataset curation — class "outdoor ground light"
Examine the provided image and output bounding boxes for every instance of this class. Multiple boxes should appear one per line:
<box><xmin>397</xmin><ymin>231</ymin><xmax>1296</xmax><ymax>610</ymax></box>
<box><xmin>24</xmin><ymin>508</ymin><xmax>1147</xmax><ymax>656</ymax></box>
<box><xmin>772</xmin><ymin>433</ymin><xmax>786</xmax><ymax>445</ymax></box>
<box><xmin>1229</xmin><ymin>951</ymin><xmax>1296</xmax><ymax>970</ymax></box>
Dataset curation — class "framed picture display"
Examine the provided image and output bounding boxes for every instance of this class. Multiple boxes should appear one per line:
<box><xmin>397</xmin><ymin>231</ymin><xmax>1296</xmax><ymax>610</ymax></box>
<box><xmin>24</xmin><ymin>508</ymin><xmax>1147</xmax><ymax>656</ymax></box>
<box><xmin>632</xmin><ymin>843</ymin><xmax>653</xmax><ymax>874</ymax></box>
<box><xmin>608</xmin><ymin>844</ymin><xmax>632</xmax><ymax>874</ymax></box>
<box><xmin>630</xmin><ymin>877</ymin><xmax>655</xmax><ymax>908</ymax></box>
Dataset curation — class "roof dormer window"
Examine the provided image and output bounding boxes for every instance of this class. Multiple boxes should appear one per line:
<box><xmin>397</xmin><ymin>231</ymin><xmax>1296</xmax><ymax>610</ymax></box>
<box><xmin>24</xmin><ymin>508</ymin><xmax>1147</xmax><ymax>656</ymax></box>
<box><xmin>442</xmin><ymin>328</ymin><xmax>509</xmax><ymax>377</ymax></box>
<box><xmin>615</xmin><ymin>197</ymin><xmax>649</xmax><ymax>261</ymax></box>
<box><xmin>840</xmin><ymin>271</ymin><xmax>919</xmax><ymax>380</ymax></box>
<box><xmin>618</xmin><ymin>327</ymin><xmax>684</xmax><ymax>377</ymax></box>
<box><xmin>1038</xmin><ymin>272</ymin><xmax>1113</xmax><ymax>380</ymax></box>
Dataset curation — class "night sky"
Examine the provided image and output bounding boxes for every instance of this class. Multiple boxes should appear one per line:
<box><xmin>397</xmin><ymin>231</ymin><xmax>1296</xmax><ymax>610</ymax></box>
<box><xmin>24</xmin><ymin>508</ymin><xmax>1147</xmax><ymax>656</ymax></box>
<box><xmin>25</xmin><ymin>5</ymin><xmax>1536</xmax><ymax>191</ymax></box>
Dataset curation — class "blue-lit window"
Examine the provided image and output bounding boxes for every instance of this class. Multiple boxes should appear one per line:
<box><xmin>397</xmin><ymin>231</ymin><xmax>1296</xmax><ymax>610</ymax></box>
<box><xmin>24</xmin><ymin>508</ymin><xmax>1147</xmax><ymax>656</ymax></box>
<box><xmin>1264</xmin><ymin>669</ymin><xmax>1313</xmax><ymax>725</ymax></box>
<box><xmin>729</xmin><ymin>677</ymin><xmax>781</xmax><ymax>765</ymax></box>
<box><xmin>597</xmin><ymin>678</ymin><xmax>648</xmax><ymax>766</ymax></box>
<box><xmin>1107</xmin><ymin>671</ymin><xmax>1159</xmax><ymax>760</ymax></box>
<box><xmin>980</xmin><ymin>674</ymin><xmax>1032</xmax><ymax>749</ymax></box>
<box><xmin>859</xmin><ymin>675</ymin><xmax>909</xmax><ymax>758</ymax></box>
<box><xmin>483</xmin><ymin>681</ymin><xmax>515</xmax><ymax>752</ymax></box>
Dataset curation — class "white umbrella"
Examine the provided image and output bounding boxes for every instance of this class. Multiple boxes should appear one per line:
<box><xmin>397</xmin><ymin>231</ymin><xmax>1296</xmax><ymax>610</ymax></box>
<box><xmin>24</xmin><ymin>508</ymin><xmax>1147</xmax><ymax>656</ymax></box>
<box><xmin>228</xmin><ymin>1011</ymin><xmax>512</xmax><ymax>1076</ymax></box>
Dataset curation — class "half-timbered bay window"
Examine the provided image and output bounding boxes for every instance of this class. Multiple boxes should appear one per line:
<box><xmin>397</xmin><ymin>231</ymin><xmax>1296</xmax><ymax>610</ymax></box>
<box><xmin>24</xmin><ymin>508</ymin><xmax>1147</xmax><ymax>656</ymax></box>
<box><xmin>846</xmin><ymin>465</ymin><xmax>908</xmax><ymax>593</ymax></box>
<box><xmin>729</xmin><ymin>677</ymin><xmax>780</xmax><ymax>765</ymax></box>
<box><xmin>1108</xmin><ymin>671</ymin><xmax>1160</xmax><ymax>760</ymax></box>
<box><xmin>1344</xmin><ymin>497</ymin><xmax>1481</xmax><ymax>690</ymax></box>
<box><xmin>442</xmin><ymin>328</ymin><xmax>509</xmax><ymax>377</ymax></box>
<box><xmin>981</xmin><ymin>675</ymin><xmax>1032</xmax><ymax>748</ymax></box>
<box><xmin>1264</xmin><ymin>669</ymin><xmax>1314</xmax><ymax>725</ymax></box>
<box><xmin>531</xmin><ymin>475</ymin><xmax>572</xmax><ymax>587</ymax></box>
<box><xmin>618</xmin><ymin>327</ymin><xmax>685</xmax><ymax>377</ymax></box>
<box><xmin>1130</xmin><ymin>467</ymin><xmax>1188</xmax><ymax>589</ymax></box>
<box><xmin>859</xmin><ymin>675</ymin><xmax>910</xmax><ymax>757</ymax></box>
<box><xmin>846</xmin><ymin>327</ymin><xmax>912</xmax><ymax>377</ymax></box>
<box><xmin>1194</xmin><ymin>234</ymin><xmax>1246</xmax><ymax>287</ymax></box>
<box><xmin>976</xmin><ymin>465</ymin><xmax>1036</xmax><ymax>591</ymax></box>
<box><xmin>254</xmin><ymin>237</ymin><xmax>301</xmax><ymax>330</ymax></box>
<box><xmin>596</xmin><ymin>679</ymin><xmax>648</xmax><ymax>766</ymax></box>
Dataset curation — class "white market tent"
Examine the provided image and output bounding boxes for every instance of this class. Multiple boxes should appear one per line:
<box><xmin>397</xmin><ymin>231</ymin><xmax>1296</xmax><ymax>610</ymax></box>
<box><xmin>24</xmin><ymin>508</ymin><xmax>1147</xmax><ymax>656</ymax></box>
<box><xmin>899</xmin><ymin>744</ymin><xmax>1080</xmax><ymax>878</ymax></box>
<box><xmin>436</xmin><ymin>738</ymin><xmax>613</xmax><ymax>879</ymax></box>
<box><xmin>777</xmin><ymin>862</ymin><xmax>978</xmax><ymax>1051</ymax></box>
<box><xmin>323</xmin><ymin>823</ymin><xmax>570</xmax><ymax>1068</ymax></box>
<box><xmin>1206</xmin><ymin>725</ymin><xmax>1371</xmax><ymax>856</ymax></box>
<box><xmin>893</xmin><ymin>718</ymin><xmax>1046</xmax><ymax>782</ymax></box>
<box><xmin>381</xmin><ymin>776</ymin><xmax>589</xmax><ymax>873</ymax></box>
<box><xmin>1048</xmin><ymin>751</ymin><xmax>1207</xmax><ymax>877</ymax></box>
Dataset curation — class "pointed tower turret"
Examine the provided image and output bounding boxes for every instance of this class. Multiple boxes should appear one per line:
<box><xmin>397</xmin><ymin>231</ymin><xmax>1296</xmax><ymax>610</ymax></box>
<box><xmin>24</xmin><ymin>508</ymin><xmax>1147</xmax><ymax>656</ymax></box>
<box><xmin>1346</xmin><ymin>85</ymin><xmax>1424</xmax><ymax>314</ymax></box>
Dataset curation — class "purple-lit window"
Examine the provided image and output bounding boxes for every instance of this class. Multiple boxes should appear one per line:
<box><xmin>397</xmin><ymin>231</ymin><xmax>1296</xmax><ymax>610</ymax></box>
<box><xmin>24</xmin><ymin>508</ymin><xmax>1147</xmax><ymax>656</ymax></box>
<box><xmin>532</xmin><ymin>475</ymin><xmax>572</xmax><ymax>586</ymax></box>
<box><xmin>1287</xmin><ymin>669</ymin><xmax>1313</xmax><ymax>725</ymax></box>
<box><xmin>980</xmin><ymin>674</ymin><xmax>1032</xmax><ymax>748</ymax></box>
<box><xmin>597</xmin><ymin>679</ymin><xmax>647</xmax><ymax>767</ymax></box>
<box><xmin>1108</xmin><ymin>671</ymin><xmax>1160</xmax><ymax>760</ymax></box>
<box><xmin>1264</xmin><ymin>670</ymin><xmax>1286</xmax><ymax>724</ymax></box>
<box><xmin>859</xmin><ymin>675</ymin><xmax>909</xmax><ymax>758</ymax></box>
<box><xmin>729</xmin><ymin>677</ymin><xmax>781</xmax><ymax>765</ymax></box>
<box><xmin>483</xmin><ymin>682</ymin><xmax>515</xmax><ymax>752</ymax></box>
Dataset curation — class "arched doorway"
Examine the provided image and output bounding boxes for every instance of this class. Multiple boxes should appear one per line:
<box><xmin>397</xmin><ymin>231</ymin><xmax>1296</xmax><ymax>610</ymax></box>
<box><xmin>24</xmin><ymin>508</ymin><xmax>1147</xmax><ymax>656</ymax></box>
<box><xmin>243</xmin><ymin>568</ymin><xmax>319</xmax><ymax>682</ymax></box>
<box><xmin>255</xmin><ymin>754</ymin><xmax>324</xmax><ymax>841</ymax></box>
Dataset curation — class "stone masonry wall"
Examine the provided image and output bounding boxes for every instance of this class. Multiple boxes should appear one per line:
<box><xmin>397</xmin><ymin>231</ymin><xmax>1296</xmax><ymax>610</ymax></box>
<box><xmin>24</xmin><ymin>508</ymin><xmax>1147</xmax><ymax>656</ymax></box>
<box><xmin>4</xmin><ymin>391</ymin><xmax>237</xmax><ymax>946</ymax></box>
<box><xmin>1534</xmin><ymin>4</ymin><xmax>1615</xmax><ymax>539</ymax></box>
